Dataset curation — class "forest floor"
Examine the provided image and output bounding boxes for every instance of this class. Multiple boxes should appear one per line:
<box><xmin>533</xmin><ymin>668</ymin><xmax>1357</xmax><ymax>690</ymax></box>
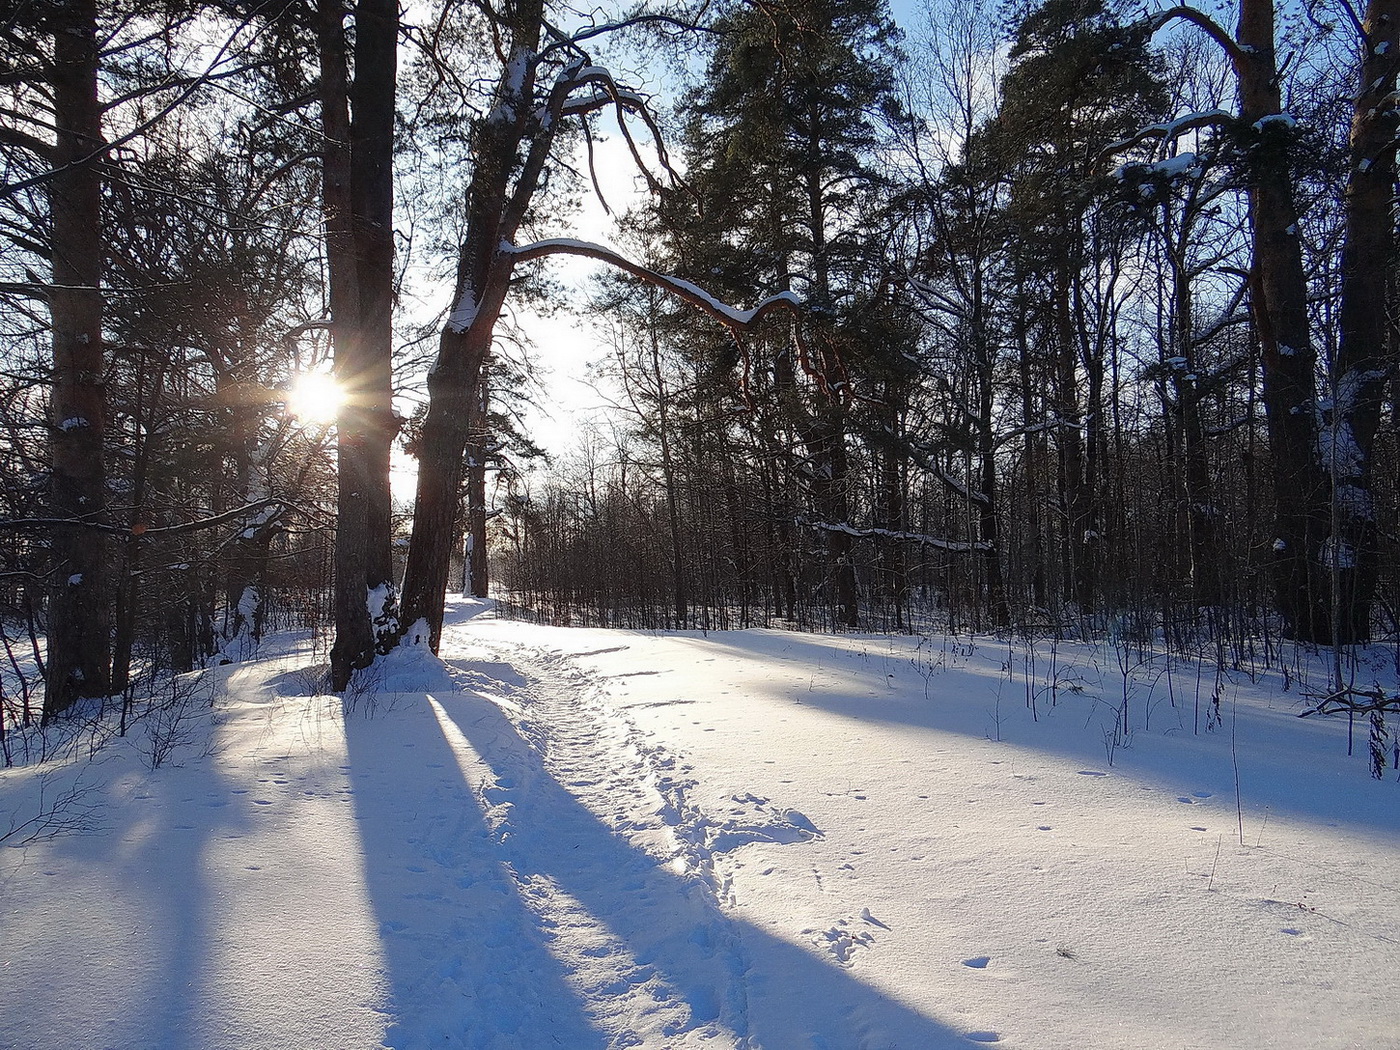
<box><xmin>3</xmin><ymin>599</ymin><xmax>1400</xmax><ymax>1049</ymax></box>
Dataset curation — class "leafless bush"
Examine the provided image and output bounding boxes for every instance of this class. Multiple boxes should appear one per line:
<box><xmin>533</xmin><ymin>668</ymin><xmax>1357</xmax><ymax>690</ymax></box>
<box><xmin>136</xmin><ymin>669</ymin><xmax>217</xmax><ymax>771</ymax></box>
<box><xmin>1</xmin><ymin>770</ymin><xmax>99</xmax><ymax>846</ymax></box>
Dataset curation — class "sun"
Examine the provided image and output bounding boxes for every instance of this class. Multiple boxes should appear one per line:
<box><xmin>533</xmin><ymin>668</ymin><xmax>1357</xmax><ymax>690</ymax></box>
<box><xmin>286</xmin><ymin>371</ymin><xmax>345</xmax><ymax>425</ymax></box>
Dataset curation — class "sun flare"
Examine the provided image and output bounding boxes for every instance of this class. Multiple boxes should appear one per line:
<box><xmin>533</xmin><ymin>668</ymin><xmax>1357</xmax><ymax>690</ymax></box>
<box><xmin>286</xmin><ymin>371</ymin><xmax>345</xmax><ymax>425</ymax></box>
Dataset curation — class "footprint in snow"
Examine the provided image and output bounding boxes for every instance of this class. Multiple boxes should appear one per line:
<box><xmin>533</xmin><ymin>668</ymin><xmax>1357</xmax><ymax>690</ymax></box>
<box><xmin>1076</xmin><ymin>770</ymin><xmax>1108</xmax><ymax>777</ymax></box>
<box><xmin>962</xmin><ymin>956</ymin><xmax>991</xmax><ymax>969</ymax></box>
<box><xmin>784</xmin><ymin>809</ymin><xmax>820</xmax><ymax>835</ymax></box>
<box><xmin>706</xmin><ymin>804</ymin><xmax>822</xmax><ymax>852</ymax></box>
<box><xmin>967</xmin><ymin>1031</ymin><xmax>1001</xmax><ymax>1043</ymax></box>
<box><xmin>806</xmin><ymin>919</ymin><xmax>875</xmax><ymax>965</ymax></box>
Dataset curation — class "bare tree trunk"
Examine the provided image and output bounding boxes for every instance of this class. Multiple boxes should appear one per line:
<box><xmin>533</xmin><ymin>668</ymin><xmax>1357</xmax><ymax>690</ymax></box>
<box><xmin>402</xmin><ymin>325</ymin><xmax>498</xmax><ymax>647</ymax></box>
<box><xmin>1015</xmin><ymin>298</ymin><xmax>1048</xmax><ymax>611</ymax></box>
<box><xmin>323</xmin><ymin>0</ymin><xmax>399</xmax><ymax>689</ymax></box>
<box><xmin>1165</xmin><ymin>241</ymin><xmax>1222</xmax><ymax>606</ymax></box>
<box><xmin>43</xmin><ymin>0</ymin><xmax>110</xmax><ymax>720</ymax></box>
<box><xmin>1328</xmin><ymin>0</ymin><xmax>1400</xmax><ymax>644</ymax></box>
<box><xmin>399</xmin><ymin>0</ymin><xmax>546</xmax><ymax>650</ymax></box>
<box><xmin>1053</xmin><ymin>267</ymin><xmax>1093</xmax><ymax>613</ymax></box>
<box><xmin>824</xmin><ymin>406</ymin><xmax>859</xmax><ymax>628</ymax></box>
<box><xmin>1145</xmin><ymin>0</ymin><xmax>1331</xmax><ymax>637</ymax></box>
<box><xmin>463</xmin><ymin>369</ymin><xmax>490</xmax><ymax>599</ymax></box>
<box><xmin>876</xmin><ymin>397</ymin><xmax>909</xmax><ymax>628</ymax></box>
<box><xmin>646</xmin><ymin>324</ymin><xmax>687</xmax><ymax>627</ymax></box>
<box><xmin>1236</xmin><ymin>0</ymin><xmax>1331</xmax><ymax>641</ymax></box>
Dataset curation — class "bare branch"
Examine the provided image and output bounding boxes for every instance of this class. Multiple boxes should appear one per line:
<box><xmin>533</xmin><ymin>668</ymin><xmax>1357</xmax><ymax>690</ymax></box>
<box><xmin>1137</xmin><ymin>6</ymin><xmax>1248</xmax><ymax>68</ymax></box>
<box><xmin>0</xmin><ymin>498</ymin><xmax>293</xmax><ymax>537</ymax></box>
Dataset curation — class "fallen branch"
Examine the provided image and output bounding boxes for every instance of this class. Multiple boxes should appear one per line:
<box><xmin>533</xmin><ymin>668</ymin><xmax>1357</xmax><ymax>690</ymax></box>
<box><xmin>1300</xmin><ymin>685</ymin><xmax>1400</xmax><ymax>718</ymax></box>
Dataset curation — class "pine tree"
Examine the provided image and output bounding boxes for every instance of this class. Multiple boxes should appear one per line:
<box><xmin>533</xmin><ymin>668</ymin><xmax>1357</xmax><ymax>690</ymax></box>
<box><xmin>972</xmin><ymin>0</ymin><xmax>1169</xmax><ymax>616</ymax></box>
<box><xmin>675</xmin><ymin>0</ymin><xmax>908</xmax><ymax>628</ymax></box>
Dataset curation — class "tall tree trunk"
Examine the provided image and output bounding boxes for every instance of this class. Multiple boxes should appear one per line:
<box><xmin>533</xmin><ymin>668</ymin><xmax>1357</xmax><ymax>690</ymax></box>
<box><xmin>1235</xmin><ymin>0</ymin><xmax>1332</xmax><ymax>641</ymax></box>
<box><xmin>822</xmin><ymin>405</ymin><xmax>859</xmax><ymax>628</ymax></box>
<box><xmin>1147</xmin><ymin>0</ymin><xmax>1332</xmax><ymax>637</ymax></box>
<box><xmin>647</xmin><ymin>324</ymin><xmax>687</xmax><ymax>627</ymax></box>
<box><xmin>401</xmin><ymin>325</ymin><xmax>498</xmax><ymax>648</ymax></box>
<box><xmin>1015</xmin><ymin>296</ymin><xmax>1048</xmax><ymax>611</ymax></box>
<box><xmin>44</xmin><ymin>0</ymin><xmax>110</xmax><ymax>720</ymax></box>
<box><xmin>1165</xmin><ymin>239</ymin><xmax>1222</xmax><ymax>606</ymax></box>
<box><xmin>323</xmin><ymin>0</ymin><xmax>399</xmax><ymax>689</ymax></box>
<box><xmin>463</xmin><ymin>369</ymin><xmax>490</xmax><ymax>599</ymax></box>
<box><xmin>1053</xmin><ymin>267</ymin><xmax>1093</xmax><ymax>613</ymax></box>
<box><xmin>399</xmin><ymin>0</ymin><xmax>545</xmax><ymax>650</ymax></box>
<box><xmin>1328</xmin><ymin>0</ymin><xmax>1400</xmax><ymax>644</ymax></box>
<box><xmin>876</xmin><ymin>396</ymin><xmax>909</xmax><ymax>627</ymax></box>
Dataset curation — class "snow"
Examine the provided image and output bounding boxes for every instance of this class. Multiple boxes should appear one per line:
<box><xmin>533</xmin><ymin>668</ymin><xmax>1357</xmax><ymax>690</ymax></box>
<box><xmin>1140</xmin><ymin>152</ymin><xmax>1200</xmax><ymax>178</ymax></box>
<box><xmin>367</xmin><ymin>583</ymin><xmax>395</xmax><ymax>623</ymax></box>
<box><xmin>446</xmin><ymin>288</ymin><xmax>479</xmax><ymax>334</ymax></box>
<box><xmin>236</xmin><ymin>584</ymin><xmax>259</xmax><ymax>623</ymax></box>
<box><xmin>4</xmin><ymin>601</ymin><xmax>1400</xmax><ymax>1049</ymax></box>
<box><xmin>486</xmin><ymin>48</ymin><xmax>534</xmax><ymax>126</ymax></box>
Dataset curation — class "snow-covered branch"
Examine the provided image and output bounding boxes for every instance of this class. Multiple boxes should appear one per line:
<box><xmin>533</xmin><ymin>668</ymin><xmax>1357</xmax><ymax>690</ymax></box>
<box><xmin>504</xmin><ymin>238</ymin><xmax>803</xmax><ymax>332</ymax></box>
<box><xmin>796</xmin><ymin>516</ymin><xmax>991</xmax><ymax>552</ymax></box>
<box><xmin>539</xmin><ymin>12</ymin><xmax>714</xmax><ymax>59</ymax></box>
<box><xmin>551</xmin><ymin>63</ymin><xmax>679</xmax><ymax>198</ymax></box>
<box><xmin>1101</xmin><ymin>108</ymin><xmax>1233</xmax><ymax>166</ymax></box>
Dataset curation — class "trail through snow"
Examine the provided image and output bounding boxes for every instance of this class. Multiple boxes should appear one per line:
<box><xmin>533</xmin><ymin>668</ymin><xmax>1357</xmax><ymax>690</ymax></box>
<box><xmin>4</xmin><ymin>599</ymin><xmax>1400</xmax><ymax>1049</ymax></box>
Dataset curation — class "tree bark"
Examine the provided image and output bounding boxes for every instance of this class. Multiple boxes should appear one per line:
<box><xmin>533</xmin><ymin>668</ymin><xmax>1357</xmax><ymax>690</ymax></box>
<box><xmin>43</xmin><ymin>0</ymin><xmax>111</xmax><ymax>720</ymax></box>
<box><xmin>1053</xmin><ymin>266</ymin><xmax>1094</xmax><ymax>613</ymax></box>
<box><xmin>463</xmin><ymin>369</ymin><xmax>490</xmax><ymax>599</ymax></box>
<box><xmin>323</xmin><ymin>0</ymin><xmax>400</xmax><ymax>690</ymax></box>
<box><xmin>400</xmin><ymin>0</ymin><xmax>546</xmax><ymax>650</ymax></box>
<box><xmin>1235</xmin><ymin>0</ymin><xmax>1332</xmax><ymax>640</ymax></box>
<box><xmin>1327</xmin><ymin>0</ymin><xmax>1400</xmax><ymax>644</ymax></box>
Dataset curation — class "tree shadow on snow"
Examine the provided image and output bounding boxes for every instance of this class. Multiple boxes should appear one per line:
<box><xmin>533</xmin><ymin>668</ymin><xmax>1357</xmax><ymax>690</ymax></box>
<box><xmin>624</xmin><ymin>630</ymin><xmax>1400</xmax><ymax>840</ymax></box>
<box><xmin>347</xmin><ymin>685</ymin><xmax>984</xmax><ymax>1048</ymax></box>
<box><xmin>341</xmin><ymin>699</ymin><xmax>611</xmax><ymax>1049</ymax></box>
<box><xmin>0</xmin><ymin>751</ymin><xmax>254</xmax><ymax>1050</ymax></box>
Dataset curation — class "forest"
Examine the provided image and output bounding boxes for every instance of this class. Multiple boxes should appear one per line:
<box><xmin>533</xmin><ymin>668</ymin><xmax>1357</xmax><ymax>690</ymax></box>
<box><xmin>2</xmin><ymin>0</ymin><xmax>1399</xmax><ymax>739</ymax></box>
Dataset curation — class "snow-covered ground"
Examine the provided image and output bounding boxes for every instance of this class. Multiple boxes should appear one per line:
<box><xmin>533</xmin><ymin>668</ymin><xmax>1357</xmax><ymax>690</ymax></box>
<box><xmin>4</xmin><ymin>599</ymin><xmax>1399</xmax><ymax>1049</ymax></box>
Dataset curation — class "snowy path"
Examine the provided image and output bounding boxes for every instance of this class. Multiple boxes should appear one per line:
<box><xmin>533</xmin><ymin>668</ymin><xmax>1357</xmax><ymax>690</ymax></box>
<box><xmin>4</xmin><ymin>602</ymin><xmax>1400</xmax><ymax>1049</ymax></box>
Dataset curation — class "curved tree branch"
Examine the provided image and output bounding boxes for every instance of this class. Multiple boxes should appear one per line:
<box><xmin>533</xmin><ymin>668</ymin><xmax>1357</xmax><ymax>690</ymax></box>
<box><xmin>504</xmin><ymin>236</ymin><xmax>803</xmax><ymax>332</ymax></box>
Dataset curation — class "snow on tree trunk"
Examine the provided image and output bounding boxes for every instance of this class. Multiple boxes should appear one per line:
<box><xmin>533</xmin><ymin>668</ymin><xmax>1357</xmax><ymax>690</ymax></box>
<box><xmin>1327</xmin><ymin>0</ymin><xmax>1400</xmax><ymax>644</ymax></box>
